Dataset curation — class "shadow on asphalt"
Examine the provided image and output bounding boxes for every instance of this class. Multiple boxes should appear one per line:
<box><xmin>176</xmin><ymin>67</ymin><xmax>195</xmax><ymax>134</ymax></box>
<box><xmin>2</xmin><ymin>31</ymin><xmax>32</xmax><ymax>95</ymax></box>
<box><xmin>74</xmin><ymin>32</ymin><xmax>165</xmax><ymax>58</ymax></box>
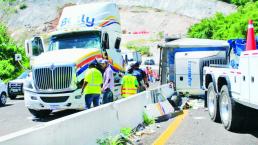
<box><xmin>235</xmin><ymin>126</ymin><xmax>258</xmax><ymax>138</ymax></box>
<box><xmin>32</xmin><ymin>110</ymin><xmax>81</xmax><ymax>122</ymax></box>
<box><xmin>230</xmin><ymin>110</ymin><xmax>258</xmax><ymax>138</ymax></box>
<box><xmin>13</xmin><ymin>97</ymin><xmax>24</xmax><ymax>100</ymax></box>
<box><xmin>0</xmin><ymin>104</ymin><xmax>13</xmax><ymax>108</ymax></box>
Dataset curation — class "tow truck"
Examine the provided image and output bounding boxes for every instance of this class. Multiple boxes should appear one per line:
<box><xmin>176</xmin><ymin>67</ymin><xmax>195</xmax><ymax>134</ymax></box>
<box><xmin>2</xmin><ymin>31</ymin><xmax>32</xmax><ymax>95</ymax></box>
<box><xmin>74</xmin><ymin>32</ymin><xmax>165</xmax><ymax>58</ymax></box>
<box><xmin>204</xmin><ymin>20</ymin><xmax>258</xmax><ymax>130</ymax></box>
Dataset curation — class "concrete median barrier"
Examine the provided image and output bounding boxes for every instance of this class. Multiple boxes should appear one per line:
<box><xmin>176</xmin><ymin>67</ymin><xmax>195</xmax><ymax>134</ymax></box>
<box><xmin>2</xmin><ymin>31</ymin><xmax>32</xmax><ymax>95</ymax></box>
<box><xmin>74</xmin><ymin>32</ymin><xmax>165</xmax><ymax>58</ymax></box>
<box><xmin>0</xmin><ymin>84</ymin><xmax>172</xmax><ymax>145</ymax></box>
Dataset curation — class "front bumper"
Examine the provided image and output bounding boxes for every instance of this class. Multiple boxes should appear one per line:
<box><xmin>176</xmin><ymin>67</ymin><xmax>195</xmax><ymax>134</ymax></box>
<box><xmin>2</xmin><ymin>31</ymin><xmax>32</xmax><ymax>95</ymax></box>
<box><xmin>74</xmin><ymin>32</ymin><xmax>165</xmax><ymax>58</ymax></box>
<box><xmin>24</xmin><ymin>89</ymin><xmax>85</xmax><ymax>111</ymax></box>
<box><xmin>8</xmin><ymin>83</ymin><xmax>23</xmax><ymax>95</ymax></box>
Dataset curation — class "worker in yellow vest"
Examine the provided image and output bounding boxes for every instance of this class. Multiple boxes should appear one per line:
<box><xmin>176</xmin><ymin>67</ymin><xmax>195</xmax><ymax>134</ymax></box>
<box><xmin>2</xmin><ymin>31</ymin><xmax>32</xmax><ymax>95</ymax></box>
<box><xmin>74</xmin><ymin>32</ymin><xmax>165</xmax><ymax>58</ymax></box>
<box><xmin>81</xmin><ymin>60</ymin><xmax>103</xmax><ymax>109</ymax></box>
<box><xmin>121</xmin><ymin>68</ymin><xmax>139</xmax><ymax>98</ymax></box>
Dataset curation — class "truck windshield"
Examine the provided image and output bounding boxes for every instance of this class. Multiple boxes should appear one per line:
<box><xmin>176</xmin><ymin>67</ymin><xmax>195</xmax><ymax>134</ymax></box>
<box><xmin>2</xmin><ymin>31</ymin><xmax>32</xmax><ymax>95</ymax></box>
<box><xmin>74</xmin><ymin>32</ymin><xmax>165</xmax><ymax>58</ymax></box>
<box><xmin>48</xmin><ymin>32</ymin><xmax>101</xmax><ymax>51</ymax></box>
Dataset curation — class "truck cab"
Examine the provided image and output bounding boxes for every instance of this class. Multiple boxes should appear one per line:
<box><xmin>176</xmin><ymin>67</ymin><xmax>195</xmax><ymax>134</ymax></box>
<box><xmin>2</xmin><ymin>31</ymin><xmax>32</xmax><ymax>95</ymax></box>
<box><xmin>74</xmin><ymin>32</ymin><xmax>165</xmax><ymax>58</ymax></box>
<box><xmin>24</xmin><ymin>2</ymin><xmax>124</xmax><ymax>118</ymax></box>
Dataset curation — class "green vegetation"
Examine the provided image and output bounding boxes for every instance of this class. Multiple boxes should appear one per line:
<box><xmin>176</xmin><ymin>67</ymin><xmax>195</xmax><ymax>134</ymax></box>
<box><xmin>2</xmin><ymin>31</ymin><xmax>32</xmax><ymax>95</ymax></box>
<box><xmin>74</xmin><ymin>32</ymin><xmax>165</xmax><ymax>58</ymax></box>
<box><xmin>120</xmin><ymin>127</ymin><xmax>132</xmax><ymax>138</ymax></box>
<box><xmin>219</xmin><ymin>0</ymin><xmax>258</xmax><ymax>6</ymax></box>
<box><xmin>96</xmin><ymin>128</ymin><xmax>133</xmax><ymax>145</ymax></box>
<box><xmin>97</xmin><ymin>135</ymin><xmax>125</xmax><ymax>145</ymax></box>
<box><xmin>126</xmin><ymin>39</ymin><xmax>150</xmax><ymax>55</ymax></box>
<box><xmin>157</xmin><ymin>31</ymin><xmax>164</xmax><ymax>40</ymax></box>
<box><xmin>0</xmin><ymin>23</ymin><xmax>29</xmax><ymax>82</ymax></box>
<box><xmin>188</xmin><ymin>1</ymin><xmax>258</xmax><ymax>40</ymax></box>
<box><xmin>19</xmin><ymin>3</ymin><xmax>27</xmax><ymax>10</ymax></box>
<box><xmin>0</xmin><ymin>0</ymin><xmax>16</xmax><ymax>2</ymax></box>
<box><xmin>143</xmin><ymin>112</ymin><xmax>155</xmax><ymax>126</ymax></box>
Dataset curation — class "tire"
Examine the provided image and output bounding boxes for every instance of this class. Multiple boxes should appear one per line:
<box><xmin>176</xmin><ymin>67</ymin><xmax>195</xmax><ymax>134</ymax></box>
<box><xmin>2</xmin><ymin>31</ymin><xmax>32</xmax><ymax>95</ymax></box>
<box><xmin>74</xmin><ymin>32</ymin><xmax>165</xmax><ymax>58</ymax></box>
<box><xmin>9</xmin><ymin>94</ymin><xmax>17</xmax><ymax>100</ymax></box>
<box><xmin>0</xmin><ymin>92</ymin><xmax>7</xmax><ymax>106</ymax></box>
<box><xmin>219</xmin><ymin>85</ymin><xmax>243</xmax><ymax>131</ymax></box>
<box><xmin>28</xmin><ymin>109</ymin><xmax>52</xmax><ymax>118</ymax></box>
<box><xmin>207</xmin><ymin>83</ymin><xmax>220</xmax><ymax>122</ymax></box>
<box><xmin>204</xmin><ymin>91</ymin><xmax>208</xmax><ymax>108</ymax></box>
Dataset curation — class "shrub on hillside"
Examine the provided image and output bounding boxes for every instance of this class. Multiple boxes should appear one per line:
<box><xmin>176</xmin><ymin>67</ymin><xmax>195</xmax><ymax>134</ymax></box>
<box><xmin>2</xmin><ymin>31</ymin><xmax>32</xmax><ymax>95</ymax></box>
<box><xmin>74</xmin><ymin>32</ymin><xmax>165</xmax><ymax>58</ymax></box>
<box><xmin>188</xmin><ymin>1</ymin><xmax>258</xmax><ymax>40</ymax></box>
<box><xmin>219</xmin><ymin>0</ymin><xmax>258</xmax><ymax>6</ymax></box>
<box><xmin>126</xmin><ymin>40</ymin><xmax>150</xmax><ymax>55</ymax></box>
<box><xmin>0</xmin><ymin>23</ymin><xmax>29</xmax><ymax>82</ymax></box>
<box><xmin>19</xmin><ymin>3</ymin><xmax>27</xmax><ymax>10</ymax></box>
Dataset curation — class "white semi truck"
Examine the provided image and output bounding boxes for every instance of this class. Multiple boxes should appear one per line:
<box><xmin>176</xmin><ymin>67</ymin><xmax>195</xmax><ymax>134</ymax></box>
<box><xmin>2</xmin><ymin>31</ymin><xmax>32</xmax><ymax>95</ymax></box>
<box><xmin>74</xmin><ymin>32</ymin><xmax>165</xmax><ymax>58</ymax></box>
<box><xmin>24</xmin><ymin>2</ymin><xmax>124</xmax><ymax>118</ymax></box>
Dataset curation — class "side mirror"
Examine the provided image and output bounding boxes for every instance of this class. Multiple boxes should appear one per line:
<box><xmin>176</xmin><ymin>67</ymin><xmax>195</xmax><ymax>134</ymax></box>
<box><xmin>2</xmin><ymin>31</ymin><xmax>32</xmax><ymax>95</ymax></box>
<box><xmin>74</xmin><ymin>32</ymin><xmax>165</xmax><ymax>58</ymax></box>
<box><xmin>115</xmin><ymin>37</ymin><xmax>121</xmax><ymax>50</ymax></box>
<box><xmin>25</xmin><ymin>39</ymin><xmax>32</xmax><ymax>57</ymax></box>
<box><xmin>103</xmin><ymin>32</ymin><xmax>109</xmax><ymax>50</ymax></box>
<box><xmin>25</xmin><ymin>36</ymin><xmax>45</xmax><ymax>58</ymax></box>
<box><xmin>125</xmin><ymin>55</ymin><xmax>128</xmax><ymax>64</ymax></box>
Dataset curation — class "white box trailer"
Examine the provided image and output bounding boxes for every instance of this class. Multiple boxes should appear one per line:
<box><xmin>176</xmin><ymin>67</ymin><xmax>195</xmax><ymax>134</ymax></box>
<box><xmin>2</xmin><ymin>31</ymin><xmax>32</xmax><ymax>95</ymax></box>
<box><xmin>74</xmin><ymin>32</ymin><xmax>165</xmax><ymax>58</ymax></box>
<box><xmin>159</xmin><ymin>38</ymin><xmax>229</xmax><ymax>97</ymax></box>
<box><xmin>175</xmin><ymin>51</ymin><xmax>227</xmax><ymax>96</ymax></box>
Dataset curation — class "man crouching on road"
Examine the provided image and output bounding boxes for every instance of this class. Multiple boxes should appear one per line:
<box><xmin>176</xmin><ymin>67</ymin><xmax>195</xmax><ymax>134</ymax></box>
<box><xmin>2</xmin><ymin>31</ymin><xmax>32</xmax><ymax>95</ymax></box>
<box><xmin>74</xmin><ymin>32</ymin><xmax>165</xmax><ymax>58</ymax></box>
<box><xmin>99</xmin><ymin>59</ymin><xmax>114</xmax><ymax>104</ymax></box>
<box><xmin>81</xmin><ymin>60</ymin><xmax>103</xmax><ymax>109</ymax></box>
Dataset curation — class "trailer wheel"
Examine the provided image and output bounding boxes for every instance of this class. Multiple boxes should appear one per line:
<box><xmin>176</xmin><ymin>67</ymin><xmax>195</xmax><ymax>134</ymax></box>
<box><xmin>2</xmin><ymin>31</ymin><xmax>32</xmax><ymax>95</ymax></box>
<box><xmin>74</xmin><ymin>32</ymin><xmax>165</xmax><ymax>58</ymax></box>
<box><xmin>219</xmin><ymin>85</ymin><xmax>242</xmax><ymax>131</ymax></box>
<box><xmin>28</xmin><ymin>109</ymin><xmax>52</xmax><ymax>118</ymax></box>
<box><xmin>207</xmin><ymin>83</ymin><xmax>220</xmax><ymax>122</ymax></box>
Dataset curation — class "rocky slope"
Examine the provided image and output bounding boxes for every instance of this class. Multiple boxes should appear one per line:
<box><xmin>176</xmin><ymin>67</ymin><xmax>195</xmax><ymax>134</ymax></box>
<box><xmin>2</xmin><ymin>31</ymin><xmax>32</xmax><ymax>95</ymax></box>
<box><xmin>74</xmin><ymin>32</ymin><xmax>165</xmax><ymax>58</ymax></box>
<box><xmin>0</xmin><ymin>0</ymin><xmax>236</xmax><ymax>42</ymax></box>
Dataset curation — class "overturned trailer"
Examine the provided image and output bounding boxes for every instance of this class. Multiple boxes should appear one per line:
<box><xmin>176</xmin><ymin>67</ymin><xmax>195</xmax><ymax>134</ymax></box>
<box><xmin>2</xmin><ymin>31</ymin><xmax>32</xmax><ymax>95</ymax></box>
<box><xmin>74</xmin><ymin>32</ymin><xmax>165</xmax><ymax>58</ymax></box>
<box><xmin>158</xmin><ymin>38</ymin><xmax>229</xmax><ymax>97</ymax></box>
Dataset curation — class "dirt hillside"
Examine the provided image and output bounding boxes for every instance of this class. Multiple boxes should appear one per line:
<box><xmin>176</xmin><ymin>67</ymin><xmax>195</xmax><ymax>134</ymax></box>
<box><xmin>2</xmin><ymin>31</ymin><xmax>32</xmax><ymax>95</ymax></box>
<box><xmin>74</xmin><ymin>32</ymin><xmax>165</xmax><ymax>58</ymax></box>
<box><xmin>0</xmin><ymin>0</ymin><xmax>236</xmax><ymax>42</ymax></box>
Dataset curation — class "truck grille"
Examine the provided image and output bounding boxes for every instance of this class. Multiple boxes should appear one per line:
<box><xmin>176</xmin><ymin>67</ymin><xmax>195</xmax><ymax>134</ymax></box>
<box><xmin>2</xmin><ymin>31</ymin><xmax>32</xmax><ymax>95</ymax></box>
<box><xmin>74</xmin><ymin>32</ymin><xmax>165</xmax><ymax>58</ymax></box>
<box><xmin>40</xmin><ymin>96</ymin><xmax>69</xmax><ymax>103</ymax></box>
<box><xmin>33</xmin><ymin>66</ymin><xmax>73</xmax><ymax>90</ymax></box>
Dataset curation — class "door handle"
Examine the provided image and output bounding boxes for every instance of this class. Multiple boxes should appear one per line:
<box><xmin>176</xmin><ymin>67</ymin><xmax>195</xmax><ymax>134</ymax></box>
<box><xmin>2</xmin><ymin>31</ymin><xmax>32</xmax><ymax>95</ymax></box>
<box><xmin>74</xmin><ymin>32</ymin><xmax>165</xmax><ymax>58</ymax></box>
<box><xmin>251</xmin><ymin>76</ymin><xmax>254</xmax><ymax>83</ymax></box>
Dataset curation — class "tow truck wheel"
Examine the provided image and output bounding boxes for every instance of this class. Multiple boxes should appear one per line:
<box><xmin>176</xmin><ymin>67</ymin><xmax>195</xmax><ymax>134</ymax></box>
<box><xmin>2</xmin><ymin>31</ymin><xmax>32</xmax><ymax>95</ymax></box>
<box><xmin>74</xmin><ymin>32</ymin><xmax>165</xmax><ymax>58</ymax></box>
<box><xmin>207</xmin><ymin>83</ymin><xmax>220</xmax><ymax>122</ymax></box>
<box><xmin>28</xmin><ymin>109</ymin><xmax>52</xmax><ymax>118</ymax></box>
<box><xmin>219</xmin><ymin>85</ymin><xmax>242</xmax><ymax>131</ymax></box>
<box><xmin>0</xmin><ymin>92</ymin><xmax>7</xmax><ymax>106</ymax></box>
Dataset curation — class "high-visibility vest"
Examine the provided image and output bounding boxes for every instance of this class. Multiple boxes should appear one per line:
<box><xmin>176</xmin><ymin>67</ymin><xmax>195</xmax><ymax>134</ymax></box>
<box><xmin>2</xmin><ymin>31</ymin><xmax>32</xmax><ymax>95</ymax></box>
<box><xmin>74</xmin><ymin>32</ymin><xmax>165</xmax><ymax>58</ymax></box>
<box><xmin>121</xmin><ymin>74</ymin><xmax>138</xmax><ymax>98</ymax></box>
<box><xmin>84</xmin><ymin>68</ymin><xmax>103</xmax><ymax>95</ymax></box>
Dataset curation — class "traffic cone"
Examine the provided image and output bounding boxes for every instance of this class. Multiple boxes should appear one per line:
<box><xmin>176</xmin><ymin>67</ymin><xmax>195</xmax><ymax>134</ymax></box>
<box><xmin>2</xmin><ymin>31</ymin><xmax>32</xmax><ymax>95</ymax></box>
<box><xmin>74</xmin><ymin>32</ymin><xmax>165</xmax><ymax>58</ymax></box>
<box><xmin>246</xmin><ymin>20</ymin><xmax>257</xmax><ymax>51</ymax></box>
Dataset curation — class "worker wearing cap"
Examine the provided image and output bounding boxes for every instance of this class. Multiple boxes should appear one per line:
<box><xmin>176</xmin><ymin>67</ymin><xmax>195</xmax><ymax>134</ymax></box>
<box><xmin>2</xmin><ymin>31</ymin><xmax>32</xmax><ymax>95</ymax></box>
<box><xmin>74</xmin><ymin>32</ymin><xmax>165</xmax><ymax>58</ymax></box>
<box><xmin>121</xmin><ymin>68</ymin><xmax>139</xmax><ymax>98</ymax></box>
<box><xmin>81</xmin><ymin>60</ymin><xmax>103</xmax><ymax>109</ymax></box>
<box><xmin>131</xmin><ymin>62</ymin><xmax>149</xmax><ymax>92</ymax></box>
<box><xmin>99</xmin><ymin>59</ymin><xmax>114</xmax><ymax>104</ymax></box>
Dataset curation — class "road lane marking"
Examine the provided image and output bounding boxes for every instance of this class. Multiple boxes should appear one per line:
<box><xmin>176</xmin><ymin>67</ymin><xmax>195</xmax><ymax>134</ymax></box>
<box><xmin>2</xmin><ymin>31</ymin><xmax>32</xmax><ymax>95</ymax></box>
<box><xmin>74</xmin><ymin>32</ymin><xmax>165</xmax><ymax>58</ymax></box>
<box><xmin>193</xmin><ymin>116</ymin><xmax>205</xmax><ymax>120</ymax></box>
<box><xmin>152</xmin><ymin>110</ymin><xmax>189</xmax><ymax>145</ymax></box>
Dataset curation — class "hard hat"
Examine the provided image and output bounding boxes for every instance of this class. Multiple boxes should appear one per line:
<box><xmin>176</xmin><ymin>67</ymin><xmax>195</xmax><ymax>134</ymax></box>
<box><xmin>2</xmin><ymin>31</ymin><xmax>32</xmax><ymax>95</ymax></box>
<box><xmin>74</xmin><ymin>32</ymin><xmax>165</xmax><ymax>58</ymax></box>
<box><xmin>134</xmin><ymin>61</ymin><xmax>141</xmax><ymax>67</ymax></box>
<box><xmin>89</xmin><ymin>60</ymin><xmax>98</xmax><ymax>67</ymax></box>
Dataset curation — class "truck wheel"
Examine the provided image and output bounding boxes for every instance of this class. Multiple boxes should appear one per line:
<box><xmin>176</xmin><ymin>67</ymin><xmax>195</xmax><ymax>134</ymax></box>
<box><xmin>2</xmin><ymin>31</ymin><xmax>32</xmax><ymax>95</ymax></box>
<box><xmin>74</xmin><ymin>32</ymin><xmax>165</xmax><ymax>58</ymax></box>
<box><xmin>9</xmin><ymin>95</ymin><xmax>17</xmax><ymax>100</ymax></box>
<box><xmin>0</xmin><ymin>92</ymin><xmax>7</xmax><ymax>106</ymax></box>
<box><xmin>219</xmin><ymin>85</ymin><xmax>242</xmax><ymax>131</ymax></box>
<box><xmin>207</xmin><ymin>83</ymin><xmax>220</xmax><ymax>122</ymax></box>
<box><xmin>28</xmin><ymin>109</ymin><xmax>52</xmax><ymax>118</ymax></box>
